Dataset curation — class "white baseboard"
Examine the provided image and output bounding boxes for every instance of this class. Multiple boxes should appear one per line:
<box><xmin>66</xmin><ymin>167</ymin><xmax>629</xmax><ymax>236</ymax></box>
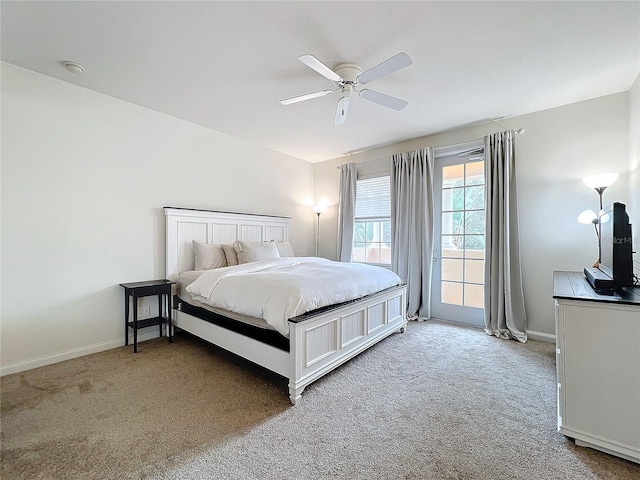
<box><xmin>0</xmin><ymin>328</ymin><xmax>162</xmax><ymax>376</ymax></box>
<box><xmin>527</xmin><ymin>330</ymin><xmax>556</xmax><ymax>343</ymax></box>
<box><xmin>431</xmin><ymin>318</ymin><xmax>556</xmax><ymax>343</ymax></box>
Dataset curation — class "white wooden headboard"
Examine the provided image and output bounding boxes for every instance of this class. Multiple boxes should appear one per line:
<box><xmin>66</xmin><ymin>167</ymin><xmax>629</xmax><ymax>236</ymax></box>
<box><xmin>164</xmin><ymin>207</ymin><xmax>291</xmax><ymax>280</ymax></box>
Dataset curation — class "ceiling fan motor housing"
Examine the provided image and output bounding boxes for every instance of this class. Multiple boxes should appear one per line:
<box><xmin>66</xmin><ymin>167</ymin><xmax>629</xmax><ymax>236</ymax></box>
<box><xmin>333</xmin><ymin>63</ymin><xmax>362</xmax><ymax>84</ymax></box>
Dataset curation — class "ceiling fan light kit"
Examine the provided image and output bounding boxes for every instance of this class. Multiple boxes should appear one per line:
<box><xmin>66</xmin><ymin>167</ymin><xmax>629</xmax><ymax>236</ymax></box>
<box><xmin>334</xmin><ymin>96</ymin><xmax>350</xmax><ymax>126</ymax></box>
<box><xmin>281</xmin><ymin>52</ymin><xmax>412</xmax><ymax>125</ymax></box>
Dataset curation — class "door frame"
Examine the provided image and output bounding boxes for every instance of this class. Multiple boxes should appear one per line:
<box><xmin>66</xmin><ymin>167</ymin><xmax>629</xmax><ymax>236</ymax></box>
<box><xmin>431</xmin><ymin>152</ymin><xmax>485</xmax><ymax>327</ymax></box>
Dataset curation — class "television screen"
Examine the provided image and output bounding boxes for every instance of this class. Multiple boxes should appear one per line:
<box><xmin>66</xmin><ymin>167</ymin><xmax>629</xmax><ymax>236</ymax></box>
<box><xmin>598</xmin><ymin>202</ymin><xmax>633</xmax><ymax>287</ymax></box>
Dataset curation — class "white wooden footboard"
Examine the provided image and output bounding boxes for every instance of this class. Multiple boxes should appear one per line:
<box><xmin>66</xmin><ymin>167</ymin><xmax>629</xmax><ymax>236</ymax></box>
<box><xmin>288</xmin><ymin>284</ymin><xmax>407</xmax><ymax>404</ymax></box>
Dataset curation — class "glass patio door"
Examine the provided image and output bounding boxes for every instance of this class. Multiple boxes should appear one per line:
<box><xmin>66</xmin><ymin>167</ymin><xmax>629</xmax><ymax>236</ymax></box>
<box><xmin>431</xmin><ymin>153</ymin><xmax>485</xmax><ymax>327</ymax></box>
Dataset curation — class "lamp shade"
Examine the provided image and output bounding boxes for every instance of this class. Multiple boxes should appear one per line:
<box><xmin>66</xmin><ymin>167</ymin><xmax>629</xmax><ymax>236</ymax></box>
<box><xmin>577</xmin><ymin>209</ymin><xmax>598</xmax><ymax>224</ymax></box>
<box><xmin>583</xmin><ymin>172</ymin><xmax>618</xmax><ymax>189</ymax></box>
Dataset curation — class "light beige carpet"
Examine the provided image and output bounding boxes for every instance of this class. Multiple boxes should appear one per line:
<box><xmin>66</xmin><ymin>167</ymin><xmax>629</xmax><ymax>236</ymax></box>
<box><xmin>2</xmin><ymin>320</ymin><xmax>639</xmax><ymax>479</ymax></box>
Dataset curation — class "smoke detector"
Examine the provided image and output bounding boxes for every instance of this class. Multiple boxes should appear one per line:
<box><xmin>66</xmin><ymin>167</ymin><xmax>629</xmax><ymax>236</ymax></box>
<box><xmin>63</xmin><ymin>61</ymin><xmax>85</xmax><ymax>74</ymax></box>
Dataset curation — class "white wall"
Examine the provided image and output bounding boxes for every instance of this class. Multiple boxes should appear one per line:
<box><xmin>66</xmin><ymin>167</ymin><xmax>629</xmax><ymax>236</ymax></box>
<box><xmin>1</xmin><ymin>63</ymin><xmax>315</xmax><ymax>373</ymax></box>
<box><xmin>314</xmin><ymin>93</ymin><xmax>631</xmax><ymax>336</ymax></box>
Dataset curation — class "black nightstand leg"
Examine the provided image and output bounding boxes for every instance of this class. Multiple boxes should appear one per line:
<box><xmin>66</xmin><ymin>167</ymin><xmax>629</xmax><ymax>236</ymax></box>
<box><xmin>124</xmin><ymin>291</ymin><xmax>129</xmax><ymax>347</ymax></box>
<box><xmin>168</xmin><ymin>293</ymin><xmax>173</xmax><ymax>343</ymax></box>
<box><xmin>157</xmin><ymin>294</ymin><xmax>162</xmax><ymax>337</ymax></box>
<box><xmin>133</xmin><ymin>293</ymin><xmax>138</xmax><ymax>353</ymax></box>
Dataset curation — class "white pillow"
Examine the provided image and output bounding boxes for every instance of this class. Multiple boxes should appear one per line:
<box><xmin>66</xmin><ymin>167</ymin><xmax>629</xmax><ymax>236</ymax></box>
<box><xmin>234</xmin><ymin>240</ymin><xmax>280</xmax><ymax>264</ymax></box>
<box><xmin>275</xmin><ymin>241</ymin><xmax>295</xmax><ymax>257</ymax></box>
<box><xmin>193</xmin><ymin>241</ymin><xmax>227</xmax><ymax>270</ymax></box>
<box><xmin>221</xmin><ymin>244</ymin><xmax>239</xmax><ymax>266</ymax></box>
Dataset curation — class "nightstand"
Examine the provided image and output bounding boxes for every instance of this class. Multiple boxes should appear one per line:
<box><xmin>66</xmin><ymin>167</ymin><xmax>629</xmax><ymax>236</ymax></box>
<box><xmin>119</xmin><ymin>279</ymin><xmax>175</xmax><ymax>353</ymax></box>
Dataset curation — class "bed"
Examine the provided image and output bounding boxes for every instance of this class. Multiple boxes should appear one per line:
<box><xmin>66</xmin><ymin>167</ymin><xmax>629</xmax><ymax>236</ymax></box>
<box><xmin>165</xmin><ymin>207</ymin><xmax>407</xmax><ymax>404</ymax></box>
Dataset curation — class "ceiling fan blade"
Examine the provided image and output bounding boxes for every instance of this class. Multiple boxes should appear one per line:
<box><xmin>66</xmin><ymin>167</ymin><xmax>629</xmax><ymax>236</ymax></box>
<box><xmin>356</xmin><ymin>52</ymin><xmax>412</xmax><ymax>85</ymax></box>
<box><xmin>334</xmin><ymin>96</ymin><xmax>350</xmax><ymax>125</ymax></box>
<box><xmin>280</xmin><ymin>89</ymin><xmax>334</xmax><ymax>105</ymax></box>
<box><xmin>360</xmin><ymin>89</ymin><xmax>408</xmax><ymax>111</ymax></box>
<box><xmin>298</xmin><ymin>54</ymin><xmax>343</xmax><ymax>83</ymax></box>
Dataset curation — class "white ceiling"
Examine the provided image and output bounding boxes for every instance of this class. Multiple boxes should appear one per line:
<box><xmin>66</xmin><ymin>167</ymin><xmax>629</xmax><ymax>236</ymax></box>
<box><xmin>2</xmin><ymin>1</ymin><xmax>639</xmax><ymax>163</ymax></box>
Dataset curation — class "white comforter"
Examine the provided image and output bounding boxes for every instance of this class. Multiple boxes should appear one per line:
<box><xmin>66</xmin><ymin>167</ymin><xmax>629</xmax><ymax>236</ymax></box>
<box><xmin>185</xmin><ymin>257</ymin><xmax>402</xmax><ymax>337</ymax></box>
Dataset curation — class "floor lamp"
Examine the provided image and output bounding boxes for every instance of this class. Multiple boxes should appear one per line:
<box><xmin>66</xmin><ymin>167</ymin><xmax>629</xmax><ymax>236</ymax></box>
<box><xmin>312</xmin><ymin>205</ymin><xmax>326</xmax><ymax>257</ymax></box>
<box><xmin>578</xmin><ymin>172</ymin><xmax>618</xmax><ymax>266</ymax></box>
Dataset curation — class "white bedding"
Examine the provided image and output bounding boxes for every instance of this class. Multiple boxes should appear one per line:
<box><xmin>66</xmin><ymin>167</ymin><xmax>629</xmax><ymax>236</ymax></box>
<box><xmin>177</xmin><ymin>270</ymin><xmax>275</xmax><ymax>330</ymax></box>
<box><xmin>185</xmin><ymin>257</ymin><xmax>402</xmax><ymax>336</ymax></box>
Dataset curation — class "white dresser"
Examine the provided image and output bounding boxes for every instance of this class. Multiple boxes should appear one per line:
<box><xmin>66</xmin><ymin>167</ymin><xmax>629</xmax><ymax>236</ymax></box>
<box><xmin>553</xmin><ymin>271</ymin><xmax>640</xmax><ymax>463</ymax></box>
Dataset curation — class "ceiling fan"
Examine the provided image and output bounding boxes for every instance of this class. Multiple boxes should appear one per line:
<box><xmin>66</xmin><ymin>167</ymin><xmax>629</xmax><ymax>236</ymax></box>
<box><xmin>280</xmin><ymin>52</ymin><xmax>412</xmax><ymax>125</ymax></box>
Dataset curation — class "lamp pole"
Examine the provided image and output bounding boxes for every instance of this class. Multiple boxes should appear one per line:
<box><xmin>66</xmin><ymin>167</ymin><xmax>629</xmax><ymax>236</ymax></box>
<box><xmin>595</xmin><ymin>186</ymin><xmax>606</xmax><ymax>265</ymax></box>
<box><xmin>315</xmin><ymin>212</ymin><xmax>321</xmax><ymax>257</ymax></box>
<box><xmin>582</xmin><ymin>172</ymin><xmax>618</xmax><ymax>266</ymax></box>
<box><xmin>312</xmin><ymin>205</ymin><xmax>325</xmax><ymax>257</ymax></box>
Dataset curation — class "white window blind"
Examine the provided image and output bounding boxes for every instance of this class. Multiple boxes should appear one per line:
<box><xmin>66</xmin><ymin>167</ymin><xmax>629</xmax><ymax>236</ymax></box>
<box><xmin>353</xmin><ymin>175</ymin><xmax>392</xmax><ymax>266</ymax></box>
<box><xmin>355</xmin><ymin>176</ymin><xmax>390</xmax><ymax>219</ymax></box>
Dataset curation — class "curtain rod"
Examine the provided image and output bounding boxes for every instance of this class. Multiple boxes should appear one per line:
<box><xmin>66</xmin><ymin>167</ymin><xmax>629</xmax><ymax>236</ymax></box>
<box><xmin>336</xmin><ymin>156</ymin><xmax>388</xmax><ymax>169</ymax></box>
<box><xmin>336</xmin><ymin>128</ymin><xmax>524</xmax><ymax>168</ymax></box>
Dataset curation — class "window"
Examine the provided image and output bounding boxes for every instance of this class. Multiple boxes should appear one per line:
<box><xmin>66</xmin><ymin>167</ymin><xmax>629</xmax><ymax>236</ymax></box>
<box><xmin>353</xmin><ymin>176</ymin><xmax>391</xmax><ymax>266</ymax></box>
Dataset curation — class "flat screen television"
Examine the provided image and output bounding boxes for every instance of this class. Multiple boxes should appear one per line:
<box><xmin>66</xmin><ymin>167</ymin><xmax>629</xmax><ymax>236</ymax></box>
<box><xmin>598</xmin><ymin>202</ymin><xmax>634</xmax><ymax>287</ymax></box>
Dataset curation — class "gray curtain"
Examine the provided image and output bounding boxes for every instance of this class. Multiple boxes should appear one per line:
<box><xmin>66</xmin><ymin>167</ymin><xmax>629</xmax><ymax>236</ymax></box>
<box><xmin>484</xmin><ymin>130</ymin><xmax>528</xmax><ymax>342</ymax></box>
<box><xmin>337</xmin><ymin>163</ymin><xmax>357</xmax><ymax>262</ymax></box>
<box><xmin>390</xmin><ymin>148</ymin><xmax>435</xmax><ymax>320</ymax></box>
